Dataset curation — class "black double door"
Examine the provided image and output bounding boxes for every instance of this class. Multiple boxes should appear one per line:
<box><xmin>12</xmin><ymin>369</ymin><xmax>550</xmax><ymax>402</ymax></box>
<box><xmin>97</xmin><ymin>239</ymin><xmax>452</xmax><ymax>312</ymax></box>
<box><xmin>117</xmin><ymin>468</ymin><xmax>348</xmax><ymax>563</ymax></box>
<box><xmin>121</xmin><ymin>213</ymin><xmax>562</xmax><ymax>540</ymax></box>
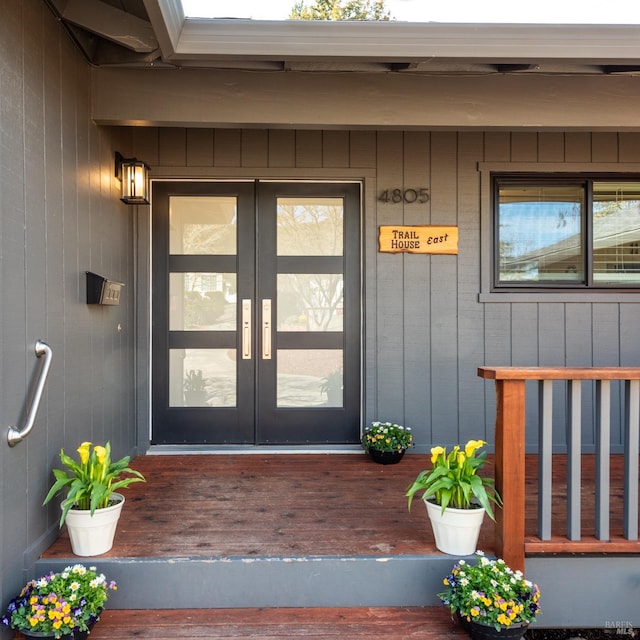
<box><xmin>151</xmin><ymin>181</ymin><xmax>361</xmax><ymax>445</ymax></box>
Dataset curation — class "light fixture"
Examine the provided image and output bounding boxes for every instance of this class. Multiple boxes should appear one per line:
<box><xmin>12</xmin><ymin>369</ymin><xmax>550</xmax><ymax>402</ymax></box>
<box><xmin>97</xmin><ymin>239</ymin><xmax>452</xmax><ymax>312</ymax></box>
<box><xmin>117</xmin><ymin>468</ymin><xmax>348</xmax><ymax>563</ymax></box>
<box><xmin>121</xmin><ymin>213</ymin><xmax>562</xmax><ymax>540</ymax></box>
<box><xmin>115</xmin><ymin>151</ymin><xmax>150</xmax><ymax>204</ymax></box>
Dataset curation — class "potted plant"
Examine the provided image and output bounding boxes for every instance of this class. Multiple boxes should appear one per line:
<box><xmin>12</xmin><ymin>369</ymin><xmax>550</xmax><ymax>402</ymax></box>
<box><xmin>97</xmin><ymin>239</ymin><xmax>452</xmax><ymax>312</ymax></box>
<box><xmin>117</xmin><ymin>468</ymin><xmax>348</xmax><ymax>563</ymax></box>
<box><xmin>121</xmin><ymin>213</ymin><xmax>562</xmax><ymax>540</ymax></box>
<box><xmin>1</xmin><ymin>564</ymin><xmax>117</xmax><ymax>639</ymax></box>
<box><xmin>320</xmin><ymin>368</ymin><xmax>343</xmax><ymax>405</ymax></box>
<box><xmin>361</xmin><ymin>421</ymin><xmax>413</xmax><ymax>464</ymax></box>
<box><xmin>43</xmin><ymin>441</ymin><xmax>146</xmax><ymax>556</ymax></box>
<box><xmin>405</xmin><ymin>440</ymin><xmax>501</xmax><ymax>555</ymax></box>
<box><xmin>184</xmin><ymin>369</ymin><xmax>208</xmax><ymax>406</ymax></box>
<box><xmin>439</xmin><ymin>551</ymin><xmax>541</xmax><ymax>639</ymax></box>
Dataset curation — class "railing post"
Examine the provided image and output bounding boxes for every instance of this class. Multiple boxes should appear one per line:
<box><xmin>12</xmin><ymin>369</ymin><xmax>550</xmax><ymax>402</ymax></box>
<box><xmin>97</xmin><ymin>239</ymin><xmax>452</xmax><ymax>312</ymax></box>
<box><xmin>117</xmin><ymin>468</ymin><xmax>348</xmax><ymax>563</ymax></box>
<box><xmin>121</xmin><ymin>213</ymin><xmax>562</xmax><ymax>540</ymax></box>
<box><xmin>493</xmin><ymin>378</ymin><xmax>526</xmax><ymax>572</ymax></box>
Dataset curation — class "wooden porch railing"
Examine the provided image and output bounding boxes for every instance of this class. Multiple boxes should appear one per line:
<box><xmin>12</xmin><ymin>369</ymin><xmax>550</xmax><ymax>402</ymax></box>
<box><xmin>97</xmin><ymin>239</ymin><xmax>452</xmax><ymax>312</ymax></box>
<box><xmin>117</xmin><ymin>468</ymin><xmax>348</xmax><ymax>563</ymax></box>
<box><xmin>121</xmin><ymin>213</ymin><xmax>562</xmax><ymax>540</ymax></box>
<box><xmin>477</xmin><ymin>367</ymin><xmax>640</xmax><ymax>572</ymax></box>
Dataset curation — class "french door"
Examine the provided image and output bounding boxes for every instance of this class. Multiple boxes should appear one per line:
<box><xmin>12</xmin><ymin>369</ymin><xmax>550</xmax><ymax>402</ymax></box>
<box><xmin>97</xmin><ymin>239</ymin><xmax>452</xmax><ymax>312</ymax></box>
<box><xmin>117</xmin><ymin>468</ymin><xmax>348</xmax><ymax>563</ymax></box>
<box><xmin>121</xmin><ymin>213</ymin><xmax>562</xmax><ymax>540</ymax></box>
<box><xmin>151</xmin><ymin>181</ymin><xmax>361</xmax><ymax>445</ymax></box>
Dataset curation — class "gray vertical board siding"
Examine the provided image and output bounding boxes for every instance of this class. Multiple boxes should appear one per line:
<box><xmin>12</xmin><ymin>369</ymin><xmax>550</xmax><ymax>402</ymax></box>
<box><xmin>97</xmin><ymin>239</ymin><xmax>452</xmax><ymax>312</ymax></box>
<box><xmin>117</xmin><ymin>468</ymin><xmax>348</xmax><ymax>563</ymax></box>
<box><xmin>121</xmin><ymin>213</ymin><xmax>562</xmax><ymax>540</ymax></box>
<box><xmin>564</xmin><ymin>132</ymin><xmax>592</xmax><ymax>162</ymax></box>
<box><xmin>510</xmin><ymin>131</ymin><xmax>538</xmax><ymax>161</ymax></box>
<box><xmin>429</xmin><ymin>132</ymin><xmax>459</xmax><ymax>446</ymax></box>
<box><xmin>456</xmin><ymin>133</ymin><xmax>486</xmax><ymax>443</ymax></box>
<box><xmin>349</xmin><ymin>130</ymin><xmax>377</xmax><ymax>169</ymax></box>
<box><xmin>322</xmin><ymin>130</ymin><xmax>350</xmax><ymax>169</ymax></box>
<box><xmin>214</xmin><ymin>129</ymin><xmax>242</xmax><ymax>167</ymax></box>
<box><xmin>295</xmin><ymin>130</ymin><xmax>323</xmax><ymax>168</ymax></box>
<box><xmin>241</xmin><ymin>129</ymin><xmax>269</xmax><ymax>168</ymax></box>
<box><xmin>402</xmin><ymin>132</ymin><xmax>431</xmax><ymax>439</ymax></box>
<box><xmin>592</xmin><ymin>305</ymin><xmax>623</xmax><ymax>447</ymax></box>
<box><xmin>619</xmin><ymin>133</ymin><xmax>640</xmax><ymax>162</ymax></box>
<box><xmin>565</xmin><ymin>304</ymin><xmax>595</xmax><ymax>449</ymax></box>
<box><xmin>620</xmin><ymin>305</ymin><xmax>640</xmax><ymax>367</ymax></box>
<box><xmin>510</xmin><ymin>304</ymin><xmax>539</xmax><ymax>447</ymax></box>
<box><xmin>1</xmin><ymin>0</ymin><xmax>30</xmax><ymax>611</ymax></box>
<box><xmin>159</xmin><ymin>127</ymin><xmax>187</xmax><ymax>167</ymax></box>
<box><xmin>480</xmin><ymin>135</ymin><xmax>512</xmax><ymax>437</ymax></box>
<box><xmin>375</xmin><ymin>131</ymin><xmax>406</xmax><ymax>423</ymax></box>
<box><xmin>133</xmin><ymin>126</ymin><xmax>160</xmax><ymax>167</ymax></box>
<box><xmin>23</xmin><ymin>0</ymin><xmax>50</xmax><ymax>538</ymax></box>
<box><xmin>591</xmin><ymin>132</ymin><xmax>619</xmax><ymax>162</ymax></box>
<box><xmin>537</xmin><ymin>303</ymin><xmax>569</xmax><ymax>448</ymax></box>
<box><xmin>354</xmin><ymin>132</ymin><xmax>379</xmax><ymax>427</ymax></box>
<box><xmin>268</xmin><ymin>130</ymin><xmax>296</xmax><ymax>167</ymax></box>
<box><xmin>187</xmin><ymin>128</ymin><xmax>214</xmax><ymax>166</ymax></box>
<box><xmin>1</xmin><ymin>1</ymin><xmax>138</xmax><ymax>600</ymax></box>
<box><xmin>537</xmin><ymin>132</ymin><xmax>565</xmax><ymax>162</ymax></box>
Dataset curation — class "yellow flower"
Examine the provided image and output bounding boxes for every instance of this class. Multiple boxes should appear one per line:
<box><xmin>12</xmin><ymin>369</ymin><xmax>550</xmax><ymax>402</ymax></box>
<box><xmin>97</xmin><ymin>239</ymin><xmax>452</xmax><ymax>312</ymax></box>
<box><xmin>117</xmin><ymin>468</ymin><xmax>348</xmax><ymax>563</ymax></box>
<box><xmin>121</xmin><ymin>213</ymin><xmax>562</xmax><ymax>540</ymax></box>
<box><xmin>77</xmin><ymin>442</ymin><xmax>92</xmax><ymax>465</ymax></box>
<box><xmin>94</xmin><ymin>445</ymin><xmax>107</xmax><ymax>464</ymax></box>
<box><xmin>457</xmin><ymin>451</ymin><xmax>466</xmax><ymax>467</ymax></box>
<box><xmin>430</xmin><ymin>446</ymin><xmax>445</xmax><ymax>464</ymax></box>
<box><xmin>465</xmin><ymin>439</ymin><xmax>486</xmax><ymax>457</ymax></box>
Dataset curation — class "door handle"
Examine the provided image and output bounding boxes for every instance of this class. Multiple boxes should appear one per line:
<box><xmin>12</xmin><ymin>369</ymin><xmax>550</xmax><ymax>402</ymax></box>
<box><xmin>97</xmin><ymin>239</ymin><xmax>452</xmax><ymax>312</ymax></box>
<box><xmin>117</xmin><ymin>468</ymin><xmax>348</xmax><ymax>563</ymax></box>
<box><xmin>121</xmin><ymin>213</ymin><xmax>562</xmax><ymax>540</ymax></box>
<box><xmin>242</xmin><ymin>299</ymin><xmax>251</xmax><ymax>359</ymax></box>
<box><xmin>262</xmin><ymin>299</ymin><xmax>272</xmax><ymax>359</ymax></box>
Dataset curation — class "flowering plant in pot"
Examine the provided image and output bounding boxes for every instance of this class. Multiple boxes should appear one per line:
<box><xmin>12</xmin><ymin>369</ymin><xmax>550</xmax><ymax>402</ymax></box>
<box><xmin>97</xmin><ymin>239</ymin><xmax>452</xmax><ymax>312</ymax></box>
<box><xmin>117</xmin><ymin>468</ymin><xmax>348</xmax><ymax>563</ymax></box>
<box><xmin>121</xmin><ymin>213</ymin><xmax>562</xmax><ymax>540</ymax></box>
<box><xmin>405</xmin><ymin>440</ymin><xmax>501</xmax><ymax>555</ymax></box>
<box><xmin>406</xmin><ymin>440</ymin><xmax>501</xmax><ymax>518</ymax></box>
<box><xmin>44</xmin><ymin>441</ymin><xmax>146</xmax><ymax>527</ymax></box>
<box><xmin>1</xmin><ymin>564</ymin><xmax>117</xmax><ymax>639</ymax></box>
<box><xmin>43</xmin><ymin>442</ymin><xmax>146</xmax><ymax>556</ymax></box>
<box><xmin>439</xmin><ymin>551</ymin><xmax>541</xmax><ymax>637</ymax></box>
<box><xmin>361</xmin><ymin>421</ymin><xmax>413</xmax><ymax>464</ymax></box>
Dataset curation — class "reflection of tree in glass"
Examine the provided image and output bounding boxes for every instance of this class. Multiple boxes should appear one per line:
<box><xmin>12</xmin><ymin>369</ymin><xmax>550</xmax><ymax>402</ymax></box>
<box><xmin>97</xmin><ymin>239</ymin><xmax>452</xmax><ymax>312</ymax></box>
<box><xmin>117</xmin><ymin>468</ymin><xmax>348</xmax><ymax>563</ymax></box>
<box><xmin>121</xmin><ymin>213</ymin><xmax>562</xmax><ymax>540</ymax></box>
<box><xmin>179</xmin><ymin>222</ymin><xmax>236</xmax><ymax>255</ymax></box>
<box><xmin>277</xmin><ymin>201</ymin><xmax>343</xmax><ymax>256</ymax></box>
<box><xmin>285</xmin><ymin>275</ymin><xmax>343</xmax><ymax>331</ymax></box>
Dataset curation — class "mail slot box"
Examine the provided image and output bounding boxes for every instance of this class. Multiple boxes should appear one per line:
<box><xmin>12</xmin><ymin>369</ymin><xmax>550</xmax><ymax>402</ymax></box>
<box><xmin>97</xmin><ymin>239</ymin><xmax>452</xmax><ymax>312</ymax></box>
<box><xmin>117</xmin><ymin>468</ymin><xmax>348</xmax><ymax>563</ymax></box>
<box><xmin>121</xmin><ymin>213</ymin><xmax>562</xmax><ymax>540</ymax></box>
<box><xmin>86</xmin><ymin>271</ymin><xmax>125</xmax><ymax>305</ymax></box>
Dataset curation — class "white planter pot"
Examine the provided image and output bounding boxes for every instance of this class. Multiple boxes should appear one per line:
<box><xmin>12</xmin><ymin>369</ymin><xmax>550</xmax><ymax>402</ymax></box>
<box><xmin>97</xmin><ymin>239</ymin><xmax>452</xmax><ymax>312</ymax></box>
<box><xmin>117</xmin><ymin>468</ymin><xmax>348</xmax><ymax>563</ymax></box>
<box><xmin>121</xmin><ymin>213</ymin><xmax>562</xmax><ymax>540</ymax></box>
<box><xmin>424</xmin><ymin>497</ymin><xmax>485</xmax><ymax>556</ymax></box>
<box><xmin>64</xmin><ymin>493</ymin><xmax>124</xmax><ymax>556</ymax></box>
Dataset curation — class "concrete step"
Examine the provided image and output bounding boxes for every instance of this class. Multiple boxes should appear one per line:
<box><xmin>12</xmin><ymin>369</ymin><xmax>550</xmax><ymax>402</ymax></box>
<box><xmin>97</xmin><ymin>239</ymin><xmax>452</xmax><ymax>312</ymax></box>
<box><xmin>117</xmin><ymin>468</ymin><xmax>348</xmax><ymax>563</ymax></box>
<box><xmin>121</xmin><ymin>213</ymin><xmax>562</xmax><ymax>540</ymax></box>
<box><xmin>35</xmin><ymin>553</ymin><xmax>457</xmax><ymax>609</ymax></box>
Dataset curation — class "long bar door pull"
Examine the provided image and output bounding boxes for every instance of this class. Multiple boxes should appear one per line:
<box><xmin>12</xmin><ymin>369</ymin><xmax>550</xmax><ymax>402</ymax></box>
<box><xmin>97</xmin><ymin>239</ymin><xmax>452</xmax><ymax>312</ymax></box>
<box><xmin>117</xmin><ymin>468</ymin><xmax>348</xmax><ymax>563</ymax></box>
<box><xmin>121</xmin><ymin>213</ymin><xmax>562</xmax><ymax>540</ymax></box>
<box><xmin>262</xmin><ymin>299</ymin><xmax>272</xmax><ymax>360</ymax></box>
<box><xmin>242</xmin><ymin>299</ymin><xmax>252</xmax><ymax>360</ymax></box>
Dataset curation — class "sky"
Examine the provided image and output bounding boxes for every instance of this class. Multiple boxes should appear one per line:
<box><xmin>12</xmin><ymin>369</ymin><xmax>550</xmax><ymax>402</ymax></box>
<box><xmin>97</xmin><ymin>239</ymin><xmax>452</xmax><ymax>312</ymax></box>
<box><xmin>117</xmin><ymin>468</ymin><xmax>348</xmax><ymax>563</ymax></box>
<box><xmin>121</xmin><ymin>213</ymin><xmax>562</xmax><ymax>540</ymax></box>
<box><xmin>181</xmin><ymin>0</ymin><xmax>640</xmax><ymax>23</ymax></box>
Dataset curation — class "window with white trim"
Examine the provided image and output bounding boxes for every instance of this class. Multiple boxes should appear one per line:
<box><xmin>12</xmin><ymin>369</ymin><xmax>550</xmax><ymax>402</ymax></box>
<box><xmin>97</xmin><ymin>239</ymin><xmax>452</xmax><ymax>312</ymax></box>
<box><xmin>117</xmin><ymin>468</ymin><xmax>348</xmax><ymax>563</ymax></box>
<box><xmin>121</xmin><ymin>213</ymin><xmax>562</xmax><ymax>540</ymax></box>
<box><xmin>494</xmin><ymin>176</ymin><xmax>640</xmax><ymax>288</ymax></box>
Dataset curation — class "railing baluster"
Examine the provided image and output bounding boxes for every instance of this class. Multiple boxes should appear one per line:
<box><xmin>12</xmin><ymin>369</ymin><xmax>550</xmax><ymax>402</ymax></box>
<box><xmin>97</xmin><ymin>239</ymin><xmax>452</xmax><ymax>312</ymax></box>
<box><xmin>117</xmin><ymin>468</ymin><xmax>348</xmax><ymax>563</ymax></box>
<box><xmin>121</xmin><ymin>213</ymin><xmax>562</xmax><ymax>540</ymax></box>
<box><xmin>538</xmin><ymin>380</ymin><xmax>553</xmax><ymax>540</ymax></box>
<box><xmin>624</xmin><ymin>379</ymin><xmax>639</xmax><ymax>540</ymax></box>
<box><xmin>478</xmin><ymin>367</ymin><xmax>640</xmax><ymax>562</ymax></box>
<box><xmin>566</xmin><ymin>380</ymin><xmax>582</xmax><ymax>541</ymax></box>
<box><xmin>595</xmin><ymin>380</ymin><xmax>611</xmax><ymax>541</ymax></box>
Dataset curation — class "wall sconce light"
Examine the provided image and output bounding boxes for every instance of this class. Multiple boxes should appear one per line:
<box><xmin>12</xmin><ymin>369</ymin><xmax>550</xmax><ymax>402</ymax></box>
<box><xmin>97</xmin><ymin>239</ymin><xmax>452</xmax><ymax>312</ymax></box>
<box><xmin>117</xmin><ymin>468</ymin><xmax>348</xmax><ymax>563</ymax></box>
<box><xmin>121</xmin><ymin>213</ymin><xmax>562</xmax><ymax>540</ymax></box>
<box><xmin>115</xmin><ymin>151</ymin><xmax>150</xmax><ymax>204</ymax></box>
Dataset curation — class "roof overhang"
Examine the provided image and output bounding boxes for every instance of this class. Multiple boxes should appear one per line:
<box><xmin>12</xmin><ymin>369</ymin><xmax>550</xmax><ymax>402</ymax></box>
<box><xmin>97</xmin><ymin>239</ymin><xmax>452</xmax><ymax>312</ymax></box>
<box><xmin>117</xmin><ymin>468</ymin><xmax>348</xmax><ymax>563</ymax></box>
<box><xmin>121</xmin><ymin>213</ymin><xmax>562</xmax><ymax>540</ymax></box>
<box><xmin>143</xmin><ymin>0</ymin><xmax>640</xmax><ymax>69</ymax></box>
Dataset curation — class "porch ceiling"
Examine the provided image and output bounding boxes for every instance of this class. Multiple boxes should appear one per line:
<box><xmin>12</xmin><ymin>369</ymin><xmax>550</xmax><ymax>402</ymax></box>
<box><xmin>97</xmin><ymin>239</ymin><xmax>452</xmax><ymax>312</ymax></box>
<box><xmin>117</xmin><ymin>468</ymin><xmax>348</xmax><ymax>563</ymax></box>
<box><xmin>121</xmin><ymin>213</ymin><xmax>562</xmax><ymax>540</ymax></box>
<box><xmin>44</xmin><ymin>0</ymin><xmax>640</xmax><ymax>76</ymax></box>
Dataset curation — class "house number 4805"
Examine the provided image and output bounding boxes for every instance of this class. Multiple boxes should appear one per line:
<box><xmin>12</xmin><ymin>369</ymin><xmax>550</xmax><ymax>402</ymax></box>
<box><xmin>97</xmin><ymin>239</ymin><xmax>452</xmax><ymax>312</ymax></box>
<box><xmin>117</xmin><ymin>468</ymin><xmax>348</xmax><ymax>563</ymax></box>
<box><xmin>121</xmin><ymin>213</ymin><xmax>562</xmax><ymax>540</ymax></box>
<box><xmin>378</xmin><ymin>188</ymin><xmax>430</xmax><ymax>204</ymax></box>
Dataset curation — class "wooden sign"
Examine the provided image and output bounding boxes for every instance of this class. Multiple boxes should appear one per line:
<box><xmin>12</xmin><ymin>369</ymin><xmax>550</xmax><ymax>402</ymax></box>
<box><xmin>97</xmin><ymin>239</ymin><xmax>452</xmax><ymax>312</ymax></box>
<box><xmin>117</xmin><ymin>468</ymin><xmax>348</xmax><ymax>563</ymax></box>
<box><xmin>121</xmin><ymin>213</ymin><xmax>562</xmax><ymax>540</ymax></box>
<box><xmin>378</xmin><ymin>225</ymin><xmax>458</xmax><ymax>254</ymax></box>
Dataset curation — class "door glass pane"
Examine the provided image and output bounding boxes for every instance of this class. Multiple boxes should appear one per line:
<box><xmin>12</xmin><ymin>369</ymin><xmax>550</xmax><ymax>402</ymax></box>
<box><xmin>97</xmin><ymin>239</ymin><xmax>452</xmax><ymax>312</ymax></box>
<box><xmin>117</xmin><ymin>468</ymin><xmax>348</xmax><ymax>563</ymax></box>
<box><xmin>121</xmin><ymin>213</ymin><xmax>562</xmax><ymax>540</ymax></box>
<box><xmin>169</xmin><ymin>349</ymin><xmax>236</xmax><ymax>407</ymax></box>
<box><xmin>170</xmin><ymin>273</ymin><xmax>236</xmax><ymax>330</ymax></box>
<box><xmin>277</xmin><ymin>349</ymin><xmax>342</xmax><ymax>407</ymax></box>
<box><xmin>277</xmin><ymin>197</ymin><xmax>343</xmax><ymax>256</ymax></box>
<box><xmin>498</xmin><ymin>185</ymin><xmax>584</xmax><ymax>283</ymax></box>
<box><xmin>593</xmin><ymin>182</ymin><xmax>640</xmax><ymax>284</ymax></box>
<box><xmin>277</xmin><ymin>274</ymin><xmax>343</xmax><ymax>331</ymax></box>
<box><xmin>170</xmin><ymin>196</ymin><xmax>237</xmax><ymax>255</ymax></box>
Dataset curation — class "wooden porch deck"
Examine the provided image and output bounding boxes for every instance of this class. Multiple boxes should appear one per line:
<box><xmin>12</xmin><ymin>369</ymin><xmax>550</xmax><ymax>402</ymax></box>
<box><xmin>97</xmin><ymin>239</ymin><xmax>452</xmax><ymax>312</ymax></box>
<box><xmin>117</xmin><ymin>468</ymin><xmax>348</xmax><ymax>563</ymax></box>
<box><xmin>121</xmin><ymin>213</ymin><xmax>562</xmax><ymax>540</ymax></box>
<box><xmin>43</xmin><ymin>452</ymin><xmax>634</xmax><ymax>560</ymax></box>
<box><xmin>43</xmin><ymin>452</ymin><xmax>497</xmax><ymax>559</ymax></box>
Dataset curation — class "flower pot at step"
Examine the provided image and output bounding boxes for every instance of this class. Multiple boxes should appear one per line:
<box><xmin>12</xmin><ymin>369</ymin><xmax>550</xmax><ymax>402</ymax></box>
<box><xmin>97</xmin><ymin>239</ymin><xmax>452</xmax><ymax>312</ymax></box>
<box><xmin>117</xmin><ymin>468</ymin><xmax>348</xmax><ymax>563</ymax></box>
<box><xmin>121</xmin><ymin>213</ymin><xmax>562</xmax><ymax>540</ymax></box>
<box><xmin>64</xmin><ymin>493</ymin><xmax>124</xmax><ymax>556</ymax></box>
<box><xmin>424</xmin><ymin>498</ymin><xmax>485</xmax><ymax>556</ymax></box>
<box><xmin>457</xmin><ymin>614</ymin><xmax>529</xmax><ymax>640</ymax></box>
<box><xmin>368</xmin><ymin>448</ymin><xmax>406</xmax><ymax>464</ymax></box>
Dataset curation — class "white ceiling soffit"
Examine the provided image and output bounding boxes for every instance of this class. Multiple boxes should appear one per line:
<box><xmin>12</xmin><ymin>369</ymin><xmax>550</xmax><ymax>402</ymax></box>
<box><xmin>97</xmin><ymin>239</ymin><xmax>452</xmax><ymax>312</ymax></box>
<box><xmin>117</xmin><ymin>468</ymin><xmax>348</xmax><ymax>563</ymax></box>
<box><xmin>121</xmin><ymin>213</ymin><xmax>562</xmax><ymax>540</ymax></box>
<box><xmin>143</xmin><ymin>0</ymin><xmax>640</xmax><ymax>64</ymax></box>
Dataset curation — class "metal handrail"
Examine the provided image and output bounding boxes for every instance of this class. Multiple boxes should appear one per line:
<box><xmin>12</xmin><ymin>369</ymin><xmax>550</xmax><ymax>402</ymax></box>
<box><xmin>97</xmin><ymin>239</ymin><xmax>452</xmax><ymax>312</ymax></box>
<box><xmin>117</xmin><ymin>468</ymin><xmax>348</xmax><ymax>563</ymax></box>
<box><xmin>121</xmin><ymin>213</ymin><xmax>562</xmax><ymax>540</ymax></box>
<box><xmin>7</xmin><ymin>340</ymin><xmax>52</xmax><ymax>447</ymax></box>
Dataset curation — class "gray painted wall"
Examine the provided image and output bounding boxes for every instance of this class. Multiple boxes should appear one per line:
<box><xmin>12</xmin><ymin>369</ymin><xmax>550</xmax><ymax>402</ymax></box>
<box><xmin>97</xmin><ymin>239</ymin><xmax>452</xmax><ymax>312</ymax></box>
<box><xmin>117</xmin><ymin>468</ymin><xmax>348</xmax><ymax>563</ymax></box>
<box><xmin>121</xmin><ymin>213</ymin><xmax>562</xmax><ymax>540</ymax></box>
<box><xmin>0</xmin><ymin>4</ymin><xmax>137</xmax><ymax>636</ymax></box>
<box><xmin>129</xmin><ymin>128</ymin><xmax>640</xmax><ymax>454</ymax></box>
